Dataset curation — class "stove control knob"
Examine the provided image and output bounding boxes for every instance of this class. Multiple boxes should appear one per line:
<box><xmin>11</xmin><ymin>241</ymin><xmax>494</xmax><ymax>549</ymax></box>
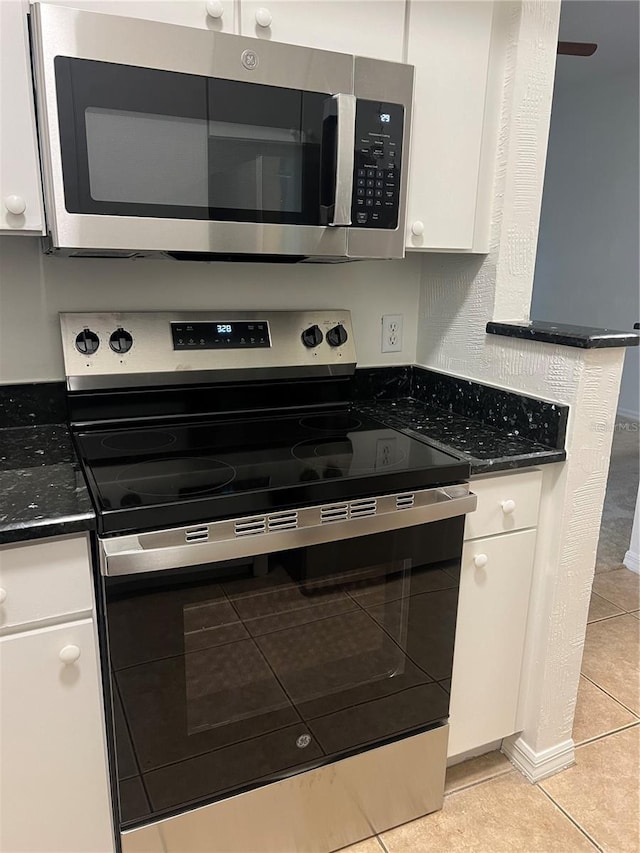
<box><xmin>109</xmin><ymin>327</ymin><xmax>133</xmax><ymax>354</ymax></box>
<box><xmin>326</xmin><ymin>324</ymin><xmax>348</xmax><ymax>347</ymax></box>
<box><xmin>301</xmin><ymin>325</ymin><xmax>324</xmax><ymax>348</ymax></box>
<box><xmin>75</xmin><ymin>328</ymin><xmax>100</xmax><ymax>355</ymax></box>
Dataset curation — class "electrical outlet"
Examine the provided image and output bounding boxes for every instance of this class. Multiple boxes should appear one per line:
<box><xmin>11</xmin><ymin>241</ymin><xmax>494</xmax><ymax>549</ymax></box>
<box><xmin>381</xmin><ymin>314</ymin><xmax>403</xmax><ymax>353</ymax></box>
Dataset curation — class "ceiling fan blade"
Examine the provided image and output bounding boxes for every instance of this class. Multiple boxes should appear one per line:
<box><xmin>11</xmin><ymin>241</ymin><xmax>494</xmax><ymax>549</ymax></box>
<box><xmin>557</xmin><ymin>41</ymin><xmax>598</xmax><ymax>56</ymax></box>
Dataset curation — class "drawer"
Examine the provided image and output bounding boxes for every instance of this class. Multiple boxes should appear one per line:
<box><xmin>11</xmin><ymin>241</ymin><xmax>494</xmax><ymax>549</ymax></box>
<box><xmin>0</xmin><ymin>535</ymin><xmax>94</xmax><ymax>633</ymax></box>
<box><xmin>465</xmin><ymin>469</ymin><xmax>543</xmax><ymax>541</ymax></box>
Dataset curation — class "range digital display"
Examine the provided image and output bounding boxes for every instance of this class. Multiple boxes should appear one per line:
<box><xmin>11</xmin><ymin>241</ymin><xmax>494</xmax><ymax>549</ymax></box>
<box><xmin>171</xmin><ymin>321</ymin><xmax>270</xmax><ymax>350</ymax></box>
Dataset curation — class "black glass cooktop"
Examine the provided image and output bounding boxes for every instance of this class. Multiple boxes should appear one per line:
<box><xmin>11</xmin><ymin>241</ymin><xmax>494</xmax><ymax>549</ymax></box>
<box><xmin>74</xmin><ymin>409</ymin><xmax>469</xmax><ymax>535</ymax></box>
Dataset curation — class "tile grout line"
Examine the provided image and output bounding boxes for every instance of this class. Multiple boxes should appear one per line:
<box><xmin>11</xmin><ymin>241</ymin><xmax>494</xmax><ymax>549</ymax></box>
<box><xmin>574</xmin><ymin>719</ymin><xmax>640</xmax><ymax>750</ymax></box>
<box><xmin>376</xmin><ymin>834</ymin><xmax>390</xmax><ymax>853</ymax></box>
<box><xmin>537</xmin><ymin>784</ymin><xmax>604</xmax><ymax>852</ymax></box>
<box><xmin>580</xmin><ymin>672</ymin><xmax>640</xmax><ymax>717</ymax></box>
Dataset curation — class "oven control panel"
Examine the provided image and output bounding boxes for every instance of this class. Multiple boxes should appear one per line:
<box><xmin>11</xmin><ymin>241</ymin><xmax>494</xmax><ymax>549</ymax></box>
<box><xmin>60</xmin><ymin>311</ymin><xmax>356</xmax><ymax>391</ymax></box>
<box><xmin>352</xmin><ymin>100</ymin><xmax>404</xmax><ymax>230</ymax></box>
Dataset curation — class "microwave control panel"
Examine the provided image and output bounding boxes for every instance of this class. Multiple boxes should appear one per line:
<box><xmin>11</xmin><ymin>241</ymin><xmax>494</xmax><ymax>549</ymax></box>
<box><xmin>352</xmin><ymin>100</ymin><xmax>404</xmax><ymax>230</ymax></box>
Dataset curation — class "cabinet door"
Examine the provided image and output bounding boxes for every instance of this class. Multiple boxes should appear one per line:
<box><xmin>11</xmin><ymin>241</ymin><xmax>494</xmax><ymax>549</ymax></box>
<box><xmin>239</xmin><ymin>0</ymin><xmax>405</xmax><ymax>61</ymax></box>
<box><xmin>448</xmin><ymin>529</ymin><xmax>536</xmax><ymax>757</ymax></box>
<box><xmin>0</xmin><ymin>619</ymin><xmax>114</xmax><ymax>853</ymax></box>
<box><xmin>405</xmin><ymin>1</ymin><xmax>493</xmax><ymax>251</ymax></box>
<box><xmin>37</xmin><ymin>0</ymin><xmax>238</xmax><ymax>32</ymax></box>
<box><xmin>0</xmin><ymin>0</ymin><xmax>45</xmax><ymax>234</ymax></box>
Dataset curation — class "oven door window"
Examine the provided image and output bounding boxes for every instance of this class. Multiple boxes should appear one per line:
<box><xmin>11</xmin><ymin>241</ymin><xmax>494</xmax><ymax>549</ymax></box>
<box><xmin>54</xmin><ymin>57</ymin><xmax>326</xmax><ymax>224</ymax></box>
<box><xmin>106</xmin><ymin>519</ymin><xmax>462</xmax><ymax>828</ymax></box>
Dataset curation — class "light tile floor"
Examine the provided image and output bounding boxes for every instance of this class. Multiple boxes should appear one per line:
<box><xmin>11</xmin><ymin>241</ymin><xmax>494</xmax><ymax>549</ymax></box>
<box><xmin>339</xmin><ymin>422</ymin><xmax>640</xmax><ymax>853</ymax></box>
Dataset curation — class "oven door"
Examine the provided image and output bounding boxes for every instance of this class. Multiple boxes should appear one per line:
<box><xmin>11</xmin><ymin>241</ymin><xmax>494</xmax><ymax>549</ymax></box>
<box><xmin>103</xmin><ymin>517</ymin><xmax>464</xmax><ymax>830</ymax></box>
<box><xmin>30</xmin><ymin>3</ymin><xmax>355</xmax><ymax>258</ymax></box>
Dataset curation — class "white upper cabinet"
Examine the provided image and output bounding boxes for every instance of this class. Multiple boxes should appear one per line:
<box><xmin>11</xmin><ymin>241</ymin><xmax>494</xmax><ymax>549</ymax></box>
<box><xmin>239</xmin><ymin>0</ymin><xmax>406</xmax><ymax>61</ymax></box>
<box><xmin>0</xmin><ymin>1</ymin><xmax>45</xmax><ymax>234</ymax></box>
<box><xmin>405</xmin><ymin>0</ymin><xmax>495</xmax><ymax>253</ymax></box>
<box><xmin>35</xmin><ymin>0</ymin><xmax>237</xmax><ymax>31</ymax></box>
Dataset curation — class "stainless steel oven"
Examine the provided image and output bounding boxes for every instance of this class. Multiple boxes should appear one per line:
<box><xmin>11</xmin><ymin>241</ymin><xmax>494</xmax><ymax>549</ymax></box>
<box><xmin>101</xmin><ymin>495</ymin><xmax>473</xmax><ymax>853</ymax></box>
<box><xmin>30</xmin><ymin>4</ymin><xmax>413</xmax><ymax>262</ymax></box>
<box><xmin>60</xmin><ymin>309</ymin><xmax>476</xmax><ymax>853</ymax></box>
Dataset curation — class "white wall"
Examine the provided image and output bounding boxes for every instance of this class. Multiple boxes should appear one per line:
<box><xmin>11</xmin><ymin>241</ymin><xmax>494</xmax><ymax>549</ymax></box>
<box><xmin>0</xmin><ymin>236</ymin><xmax>421</xmax><ymax>383</ymax></box>
<box><xmin>415</xmin><ymin>0</ymin><xmax>628</xmax><ymax>779</ymax></box>
<box><xmin>531</xmin><ymin>2</ymin><xmax>640</xmax><ymax>419</ymax></box>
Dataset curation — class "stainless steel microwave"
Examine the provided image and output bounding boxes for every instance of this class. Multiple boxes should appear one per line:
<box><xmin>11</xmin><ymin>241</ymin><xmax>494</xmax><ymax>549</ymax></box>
<box><xmin>30</xmin><ymin>4</ymin><xmax>414</xmax><ymax>262</ymax></box>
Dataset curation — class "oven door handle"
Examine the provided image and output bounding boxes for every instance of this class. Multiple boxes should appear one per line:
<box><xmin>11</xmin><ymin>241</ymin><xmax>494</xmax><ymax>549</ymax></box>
<box><xmin>100</xmin><ymin>487</ymin><xmax>477</xmax><ymax>577</ymax></box>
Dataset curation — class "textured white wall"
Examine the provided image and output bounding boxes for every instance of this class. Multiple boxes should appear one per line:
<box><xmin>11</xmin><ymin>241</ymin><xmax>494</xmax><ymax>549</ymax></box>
<box><xmin>532</xmin><ymin>62</ymin><xmax>639</xmax><ymax>418</ymax></box>
<box><xmin>416</xmin><ymin>0</ymin><xmax>626</xmax><ymax>775</ymax></box>
<box><xmin>0</xmin><ymin>236</ymin><xmax>421</xmax><ymax>382</ymax></box>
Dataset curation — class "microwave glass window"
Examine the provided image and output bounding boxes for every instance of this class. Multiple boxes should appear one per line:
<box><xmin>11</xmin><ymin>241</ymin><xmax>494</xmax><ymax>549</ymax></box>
<box><xmin>55</xmin><ymin>57</ymin><xmax>324</xmax><ymax>225</ymax></box>
<box><xmin>85</xmin><ymin>109</ymin><xmax>209</xmax><ymax>207</ymax></box>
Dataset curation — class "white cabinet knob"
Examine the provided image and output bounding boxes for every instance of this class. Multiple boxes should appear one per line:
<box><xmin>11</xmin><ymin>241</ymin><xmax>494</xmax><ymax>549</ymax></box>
<box><xmin>59</xmin><ymin>644</ymin><xmax>81</xmax><ymax>665</ymax></box>
<box><xmin>473</xmin><ymin>554</ymin><xmax>488</xmax><ymax>569</ymax></box>
<box><xmin>255</xmin><ymin>6</ymin><xmax>272</xmax><ymax>27</ymax></box>
<box><xmin>206</xmin><ymin>0</ymin><xmax>224</xmax><ymax>18</ymax></box>
<box><xmin>411</xmin><ymin>220</ymin><xmax>424</xmax><ymax>237</ymax></box>
<box><xmin>0</xmin><ymin>588</ymin><xmax>6</xmax><ymax>604</ymax></box>
<box><xmin>4</xmin><ymin>195</ymin><xmax>26</xmax><ymax>215</ymax></box>
<box><xmin>501</xmin><ymin>499</ymin><xmax>516</xmax><ymax>515</ymax></box>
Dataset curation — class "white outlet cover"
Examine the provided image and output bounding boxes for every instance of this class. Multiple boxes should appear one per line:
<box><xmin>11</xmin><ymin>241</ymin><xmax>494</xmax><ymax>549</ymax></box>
<box><xmin>382</xmin><ymin>314</ymin><xmax>403</xmax><ymax>353</ymax></box>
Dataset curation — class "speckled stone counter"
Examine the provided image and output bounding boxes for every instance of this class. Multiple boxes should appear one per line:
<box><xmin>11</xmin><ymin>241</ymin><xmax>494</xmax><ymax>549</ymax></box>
<box><xmin>486</xmin><ymin>320</ymin><xmax>640</xmax><ymax>349</ymax></box>
<box><xmin>355</xmin><ymin>398</ymin><xmax>566</xmax><ymax>474</ymax></box>
<box><xmin>0</xmin><ymin>422</ymin><xmax>95</xmax><ymax>545</ymax></box>
<box><xmin>353</xmin><ymin>366</ymin><xmax>568</xmax><ymax>474</ymax></box>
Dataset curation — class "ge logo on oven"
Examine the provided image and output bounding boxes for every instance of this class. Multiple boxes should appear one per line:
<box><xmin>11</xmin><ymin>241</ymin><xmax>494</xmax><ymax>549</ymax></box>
<box><xmin>296</xmin><ymin>734</ymin><xmax>312</xmax><ymax>749</ymax></box>
<box><xmin>241</xmin><ymin>49</ymin><xmax>259</xmax><ymax>70</ymax></box>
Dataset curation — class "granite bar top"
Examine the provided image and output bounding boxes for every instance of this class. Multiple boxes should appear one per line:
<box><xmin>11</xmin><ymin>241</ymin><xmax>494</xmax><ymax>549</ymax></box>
<box><xmin>487</xmin><ymin>320</ymin><xmax>640</xmax><ymax>349</ymax></box>
<box><xmin>0</xmin><ymin>423</ymin><xmax>95</xmax><ymax>545</ymax></box>
<box><xmin>356</xmin><ymin>398</ymin><xmax>566</xmax><ymax>475</ymax></box>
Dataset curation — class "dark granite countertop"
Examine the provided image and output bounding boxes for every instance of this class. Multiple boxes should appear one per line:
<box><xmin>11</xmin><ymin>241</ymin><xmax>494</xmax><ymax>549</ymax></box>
<box><xmin>0</xmin><ymin>424</ymin><xmax>95</xmax><ymax>545</ymax></box>
<box><xmin>355</xmin><ymin>398</ymin><xmax>566</xmax><ymax>474</ymax></box>
<box><xmin>487</xmin><ymin>320</ymin><xmax>640</xmax><ymax>349</ymax></box>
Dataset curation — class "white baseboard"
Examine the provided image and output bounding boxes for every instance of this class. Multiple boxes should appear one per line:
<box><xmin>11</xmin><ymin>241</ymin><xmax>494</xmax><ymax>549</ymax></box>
<box><xmin>501</xmin><ymin>735</ymin><xmax>575</xmax><ymax>782</ymax></box>
<box><xmin>624</xmin><ymin>549</ymin><xmax>640</xmax><ymax>574</ymax></box>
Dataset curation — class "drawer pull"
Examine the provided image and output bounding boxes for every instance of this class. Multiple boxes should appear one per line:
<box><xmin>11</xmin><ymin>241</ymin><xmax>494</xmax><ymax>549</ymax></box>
<box><xmin>473</xmin><ymin>554</ymin><xmax>488</xmax><ymax>569</ymax></box>
<box><xmin>0</xmin><ymin>588</ymin><xmax>6</xmax><ymax>604</ymax></box>
<box><xmin>501</xmin><ymin>499</ymin><xmax>516</xmax><ymax>515</ymax></box>
<box><xmin>59</xmin><ymin>644</ymin><xmax>81</xmax><ymax>665</ymax></box>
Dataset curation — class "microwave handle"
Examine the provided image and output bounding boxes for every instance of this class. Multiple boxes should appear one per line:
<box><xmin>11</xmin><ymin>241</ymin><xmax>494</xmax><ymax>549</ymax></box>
<box><xmin>330</xmin><ymin>93</ymin><xmax>357</xmax><ymax>227</ymax></box>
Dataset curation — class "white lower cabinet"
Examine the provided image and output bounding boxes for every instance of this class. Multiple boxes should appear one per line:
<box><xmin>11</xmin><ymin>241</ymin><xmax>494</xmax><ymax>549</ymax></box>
<box><xmin>0</xmin><ymin>535</ymin><xmax>114</xmax><ymax>853</ymax></box>
<box><xmin>448</xmin><ymin>528</ymin><xmax>537</xmax><ymax>757</ymax></box>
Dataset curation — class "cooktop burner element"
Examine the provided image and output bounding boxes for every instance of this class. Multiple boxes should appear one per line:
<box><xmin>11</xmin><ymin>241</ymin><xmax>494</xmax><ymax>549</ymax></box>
<box><xmin>102</xmin><ymin>430</ymin><xmax>177</xmax><ymax>453</ymax></box>
<box><xmin>115</xmin><ymin>457</ymin><xmax>236</xmax><ymax>498</ymax></box>
<box><xmin>300</xmin><ymin>414</ymin><xmax>363</xmax><ymax>432</ymax></box>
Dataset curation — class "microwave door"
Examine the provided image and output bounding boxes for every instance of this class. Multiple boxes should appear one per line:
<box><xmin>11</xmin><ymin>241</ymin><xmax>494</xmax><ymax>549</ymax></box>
<box><xmin>30</xmin><ymin>4</ymin><xmax>353</xmax><ymax>259</ymax></box>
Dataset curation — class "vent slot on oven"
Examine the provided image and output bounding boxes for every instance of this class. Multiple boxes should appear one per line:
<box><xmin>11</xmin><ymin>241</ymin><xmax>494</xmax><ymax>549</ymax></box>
<box><xmin>396</xmin><ymin>493</ymin><xmax>415</xmax><ymax>510</ymax></box>
<box><xmin>235</xmin><ymin>517</ymin><xmax>267</xmax><ymax>537</ymax></box>
<box><xmin>349</xmin><ymin>498</ymin><xmax>377</xmax><ymax>518</ymax></box>
<box><xmin>321</xmin><ymin>503</ymin><xmax>349</xmax><ymax>523</ymax></box>
<box><xmin>185</xmin><ymin>525</ymin><xmax>209</xmax><ymax>543</ymax></box>
<box><xmin>267</xmin><ymin>511</ymin><xmax>298</xmax><ymax>531</ymax></box>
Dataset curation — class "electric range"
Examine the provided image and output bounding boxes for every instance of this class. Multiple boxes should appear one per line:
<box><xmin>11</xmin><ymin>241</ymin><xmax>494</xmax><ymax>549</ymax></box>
<box><xmin>60</xmin><ymin>310</ymin><xmax>476</xmax><ymax>853</ymax></box>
